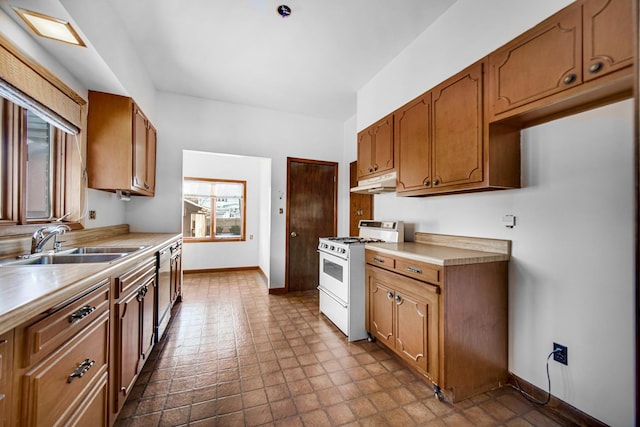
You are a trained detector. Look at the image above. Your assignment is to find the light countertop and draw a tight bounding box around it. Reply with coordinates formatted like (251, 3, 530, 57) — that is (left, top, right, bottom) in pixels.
(0, 233, 180, 333)
(365, 241, 510, 266)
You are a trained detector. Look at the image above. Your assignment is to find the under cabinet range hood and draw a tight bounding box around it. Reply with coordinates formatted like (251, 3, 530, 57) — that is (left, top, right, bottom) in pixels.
(350, 171, 396, 194)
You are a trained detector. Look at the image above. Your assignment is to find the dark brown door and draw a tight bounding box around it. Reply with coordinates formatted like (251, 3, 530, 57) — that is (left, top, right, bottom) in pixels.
(286, 158, 337, 292)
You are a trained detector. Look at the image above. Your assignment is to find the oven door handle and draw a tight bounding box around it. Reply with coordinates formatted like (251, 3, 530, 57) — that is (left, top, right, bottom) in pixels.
(317, 250, 348, 261)
(317, 286, 348, 308)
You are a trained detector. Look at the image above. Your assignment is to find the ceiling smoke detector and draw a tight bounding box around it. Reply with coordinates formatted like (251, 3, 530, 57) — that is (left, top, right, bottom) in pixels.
(277, 5, 291, 18)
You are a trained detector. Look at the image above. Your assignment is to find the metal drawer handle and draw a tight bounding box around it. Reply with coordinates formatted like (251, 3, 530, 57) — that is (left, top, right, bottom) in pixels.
(387, 291, 394, 299)
(68, 358, 95, 383)
(395, 294, 402, 303)
(373, 257, 385, 263)
(406, 266, 422, 274)
(69, 305, 97, 323)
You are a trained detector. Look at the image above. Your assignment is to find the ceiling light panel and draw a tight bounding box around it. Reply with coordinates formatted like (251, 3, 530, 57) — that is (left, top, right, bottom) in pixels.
(13, 8, 85, 47)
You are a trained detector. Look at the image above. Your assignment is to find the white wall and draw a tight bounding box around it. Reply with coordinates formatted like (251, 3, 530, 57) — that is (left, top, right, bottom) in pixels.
(181, 150, 270, 279)
(135, 91, 347, 288)
(357, 0, 634, 424)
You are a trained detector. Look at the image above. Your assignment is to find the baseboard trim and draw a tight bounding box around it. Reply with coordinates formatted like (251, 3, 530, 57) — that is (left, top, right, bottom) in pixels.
(184, 266, 259, 274)
(507, 373, 607, 426)
(268, 287, 287, 294)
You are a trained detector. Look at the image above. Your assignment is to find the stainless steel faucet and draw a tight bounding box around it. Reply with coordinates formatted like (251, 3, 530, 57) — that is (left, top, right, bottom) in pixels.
(30, 225, 71, 254)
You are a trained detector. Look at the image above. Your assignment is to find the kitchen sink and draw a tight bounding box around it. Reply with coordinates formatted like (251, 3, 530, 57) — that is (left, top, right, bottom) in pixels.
(1, 253, 127, 266)
(0, 245, 150, 266)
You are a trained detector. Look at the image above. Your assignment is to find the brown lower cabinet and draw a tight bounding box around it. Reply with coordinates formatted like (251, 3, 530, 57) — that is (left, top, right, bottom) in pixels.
(365, 249, 508, 402)
(12, 279, 111, 427)
(0, 238, 182, 426)
(0, 332, 13, 427)
(111, 256, 157, 419)
(170, 242, 182, 304)
(367, 265, 440, 383)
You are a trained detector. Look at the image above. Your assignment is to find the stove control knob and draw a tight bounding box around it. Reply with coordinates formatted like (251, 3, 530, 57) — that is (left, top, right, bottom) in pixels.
(330, 245, 335, 251)
(339, 248, 346, 254)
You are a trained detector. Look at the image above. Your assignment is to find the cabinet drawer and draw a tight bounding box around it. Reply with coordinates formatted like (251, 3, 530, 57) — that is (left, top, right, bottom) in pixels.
(66, 372, 108, 427)
(115, 257, 156, 298)
(22, 311, 109, 427)
(395, 259, 441, 284)
(22, 279, 109, 367)
(366, 252, 395, 269)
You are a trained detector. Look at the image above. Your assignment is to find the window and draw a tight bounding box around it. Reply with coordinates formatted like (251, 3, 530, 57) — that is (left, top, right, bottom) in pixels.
(1, 98, 80, 227)
(183, 178, 246, 242)
(26, 110, 53, 219)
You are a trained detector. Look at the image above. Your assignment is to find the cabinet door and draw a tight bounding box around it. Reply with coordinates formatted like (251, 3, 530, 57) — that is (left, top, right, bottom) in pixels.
(132, 107, 148, 193)
(394, 282, 439, 383)
(432, 62, 484, 190)
(583, 0, 633, 82)
(372, 115, 394, 175)
(115, 289, 141, 412)
(489, 5, 582, 116)
(140, 277, 156, 363)
(395, 93, 431, 195)
(0, 332, 12, 427)
(349, 162, 373, 236)
(367, 272, 395, 348)
(170, 251, 183, 304)
(145, 124, 157, 194)
(176, 250, 183, 302)
(357, 129, 374, 179)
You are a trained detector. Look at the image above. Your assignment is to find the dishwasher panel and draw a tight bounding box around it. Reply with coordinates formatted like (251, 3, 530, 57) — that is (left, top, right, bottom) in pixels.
(156, 246, 171, 342)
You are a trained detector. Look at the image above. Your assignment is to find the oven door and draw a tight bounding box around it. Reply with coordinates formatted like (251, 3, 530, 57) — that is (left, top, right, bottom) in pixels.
(318, 250, 349, 303)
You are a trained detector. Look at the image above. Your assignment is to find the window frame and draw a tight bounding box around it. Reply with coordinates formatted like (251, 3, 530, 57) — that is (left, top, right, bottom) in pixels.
(182, 177, 247, 243)
(0, 99, 82, 231)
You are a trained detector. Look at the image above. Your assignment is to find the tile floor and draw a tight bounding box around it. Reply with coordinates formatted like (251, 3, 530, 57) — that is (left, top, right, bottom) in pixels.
(115, 270, 574, 427)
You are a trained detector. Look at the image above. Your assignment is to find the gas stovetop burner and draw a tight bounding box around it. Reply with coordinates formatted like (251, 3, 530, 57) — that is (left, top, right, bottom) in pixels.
(325, 237, 385, 244)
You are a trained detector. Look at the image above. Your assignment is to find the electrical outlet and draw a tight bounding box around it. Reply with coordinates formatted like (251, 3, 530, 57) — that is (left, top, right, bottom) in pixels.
(89, 210, 96, 220)
(553, 343, 568, 365)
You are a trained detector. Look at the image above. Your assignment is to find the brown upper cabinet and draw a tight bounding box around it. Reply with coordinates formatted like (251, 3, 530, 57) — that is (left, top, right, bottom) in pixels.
(357, 114, 394, 180)
(87, 91, 157, 196)
(582, 0, 634, 81)
(395, 92, 432, 195)
(489, 0, 633, 122)
(396, 61, 519, 197)
(489, 5, 582, 117)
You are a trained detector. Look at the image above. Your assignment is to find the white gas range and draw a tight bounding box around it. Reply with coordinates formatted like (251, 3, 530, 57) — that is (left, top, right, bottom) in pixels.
(317, 220, 404, 341)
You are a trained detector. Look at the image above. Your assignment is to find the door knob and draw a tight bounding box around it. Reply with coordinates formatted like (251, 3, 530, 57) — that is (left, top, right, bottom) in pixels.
(290, 232, 298, 237)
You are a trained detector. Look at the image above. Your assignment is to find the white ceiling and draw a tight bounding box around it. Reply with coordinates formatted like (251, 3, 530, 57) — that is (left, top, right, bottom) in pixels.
(2, 0, 456, 121)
